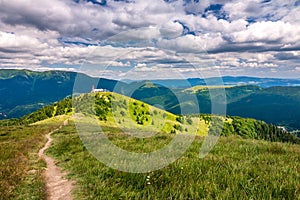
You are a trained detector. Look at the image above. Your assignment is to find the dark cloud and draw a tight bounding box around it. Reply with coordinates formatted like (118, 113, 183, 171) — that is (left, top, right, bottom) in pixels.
(0, 48, 27, 54)
(275, 53, 300, 60)
(209, 42, 300, 54)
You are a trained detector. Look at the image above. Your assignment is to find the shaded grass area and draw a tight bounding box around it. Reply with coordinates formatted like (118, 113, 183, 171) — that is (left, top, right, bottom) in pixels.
(0, 116, 67, 199)
(48, 122, 300, 200)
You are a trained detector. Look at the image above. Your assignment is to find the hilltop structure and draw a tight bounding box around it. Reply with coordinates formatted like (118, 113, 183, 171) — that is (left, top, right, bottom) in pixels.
(91, 85, 109, 93)
(277, 126, 287, 132)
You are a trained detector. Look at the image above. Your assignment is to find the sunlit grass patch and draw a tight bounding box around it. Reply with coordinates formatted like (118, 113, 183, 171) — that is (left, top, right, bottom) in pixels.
(48, 123, 300, 199)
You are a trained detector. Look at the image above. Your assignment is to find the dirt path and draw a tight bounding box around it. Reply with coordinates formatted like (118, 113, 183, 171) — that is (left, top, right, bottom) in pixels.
(38, 120, 74, 200)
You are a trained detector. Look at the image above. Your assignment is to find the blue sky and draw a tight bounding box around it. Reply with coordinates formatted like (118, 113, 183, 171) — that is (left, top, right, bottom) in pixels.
(0, 0, 299, 79)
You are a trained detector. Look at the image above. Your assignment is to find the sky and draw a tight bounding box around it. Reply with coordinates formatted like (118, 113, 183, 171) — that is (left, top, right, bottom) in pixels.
(0, 0, 299, 79)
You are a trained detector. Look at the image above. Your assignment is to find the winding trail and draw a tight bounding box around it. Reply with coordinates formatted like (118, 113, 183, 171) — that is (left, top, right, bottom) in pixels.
(38, 120, 74, 200)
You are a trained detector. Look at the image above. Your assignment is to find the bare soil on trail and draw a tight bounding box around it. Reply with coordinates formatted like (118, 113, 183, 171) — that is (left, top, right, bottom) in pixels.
(39, 121, 74, 200)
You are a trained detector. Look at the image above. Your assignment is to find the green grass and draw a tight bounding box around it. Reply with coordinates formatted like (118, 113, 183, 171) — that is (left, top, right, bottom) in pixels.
(184, 85, 234, 93)
(21, 91, 298, 143)
(2, 91, 299, 199)
(0, 116, 68, 199)
(47, 121, 300, 199)
(73, 92, 208, 136)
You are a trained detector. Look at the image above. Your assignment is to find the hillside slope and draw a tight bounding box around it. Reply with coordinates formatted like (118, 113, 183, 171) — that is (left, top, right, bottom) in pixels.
(47, 124, 300, 199)
(2, 111, 299, 199)
(128, 83, 300, 130)
(228, 86, 300, 130)
(1, 69, 300, 130)
(12, 92, 299, 144)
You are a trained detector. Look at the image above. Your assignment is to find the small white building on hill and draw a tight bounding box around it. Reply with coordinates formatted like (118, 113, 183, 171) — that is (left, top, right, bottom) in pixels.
(91, 85, 109, 93)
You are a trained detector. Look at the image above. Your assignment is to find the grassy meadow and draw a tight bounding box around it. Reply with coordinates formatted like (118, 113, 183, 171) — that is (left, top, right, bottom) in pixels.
(73, 92, 209, 136)
(47, 120, 300, 199)
(0, 116, 68, 199)
(1, 92, 300, 199)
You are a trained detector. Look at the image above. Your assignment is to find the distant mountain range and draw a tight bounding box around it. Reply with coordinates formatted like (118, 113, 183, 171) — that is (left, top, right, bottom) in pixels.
(127, 76, 300, 88)
(1, 69, 300, 130)
(128, 83, 300, 130)
(0, 69, 124, 118)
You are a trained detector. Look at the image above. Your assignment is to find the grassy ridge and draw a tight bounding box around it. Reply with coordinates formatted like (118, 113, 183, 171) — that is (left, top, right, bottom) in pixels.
(127, 84, 300, 130)
(0, 116, 68, 199)
(47, 122, 300, 199)
(75, 92, 300, 144)
(15, 92, 300, 144)
(1, 91, 300, 199)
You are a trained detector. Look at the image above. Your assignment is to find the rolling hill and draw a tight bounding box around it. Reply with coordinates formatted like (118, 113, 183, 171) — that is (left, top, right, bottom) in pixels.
(228, 86, 300, 130)
(7, 91, 298, 144)
(124, 83, 300, 131)
(1, 91, 300, 199)
(1, 69, 300, 131)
